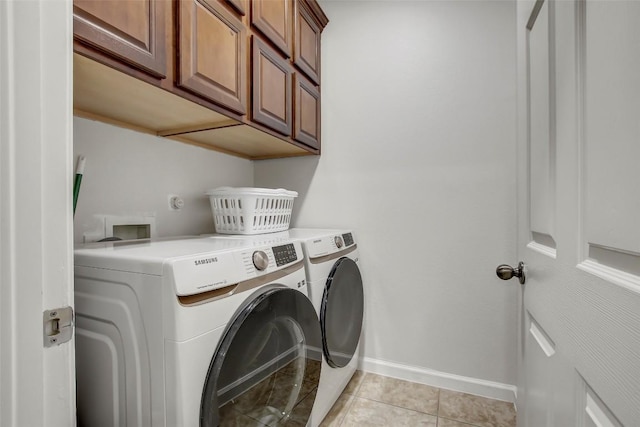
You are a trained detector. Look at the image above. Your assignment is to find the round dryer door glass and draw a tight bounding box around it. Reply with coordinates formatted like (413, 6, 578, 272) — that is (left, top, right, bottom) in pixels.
(321, 257, 364, 368)
(200, 287, 322, 427)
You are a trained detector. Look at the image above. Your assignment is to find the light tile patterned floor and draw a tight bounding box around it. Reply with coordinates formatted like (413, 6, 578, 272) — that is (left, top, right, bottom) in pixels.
(320, 371, 516, 427)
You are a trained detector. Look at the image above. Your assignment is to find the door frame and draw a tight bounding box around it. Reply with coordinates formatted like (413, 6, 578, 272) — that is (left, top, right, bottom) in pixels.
(0, 1, 75, 425)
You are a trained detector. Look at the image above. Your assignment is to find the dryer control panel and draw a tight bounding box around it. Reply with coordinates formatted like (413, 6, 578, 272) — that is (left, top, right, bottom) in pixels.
(342, 232, 354, 247)
(305, 232, 356, 259)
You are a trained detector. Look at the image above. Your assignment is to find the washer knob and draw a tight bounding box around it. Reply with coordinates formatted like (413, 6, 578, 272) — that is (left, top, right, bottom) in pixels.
(252, 250, 269, 271)
(334, 236, 343, 248)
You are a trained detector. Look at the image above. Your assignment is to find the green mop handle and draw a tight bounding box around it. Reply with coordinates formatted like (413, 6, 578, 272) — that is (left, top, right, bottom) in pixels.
(73, 156, 85, 216)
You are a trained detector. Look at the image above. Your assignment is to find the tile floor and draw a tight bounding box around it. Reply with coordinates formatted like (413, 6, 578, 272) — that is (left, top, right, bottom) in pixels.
(320, 371, 516, 427)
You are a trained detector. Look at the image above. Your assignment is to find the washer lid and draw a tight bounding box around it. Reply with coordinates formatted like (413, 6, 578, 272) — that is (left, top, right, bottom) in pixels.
(321, 257, 364, 368)
(200, 287, 321, 427)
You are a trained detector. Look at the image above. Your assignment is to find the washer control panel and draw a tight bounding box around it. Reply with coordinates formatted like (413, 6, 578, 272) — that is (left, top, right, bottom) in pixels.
(170, 240, 303, 296)
(272, 243, 298, 267)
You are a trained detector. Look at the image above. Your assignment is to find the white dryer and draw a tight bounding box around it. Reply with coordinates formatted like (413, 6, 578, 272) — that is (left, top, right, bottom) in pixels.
(74, 236, 322, 427)
(285, 229, 364, 427)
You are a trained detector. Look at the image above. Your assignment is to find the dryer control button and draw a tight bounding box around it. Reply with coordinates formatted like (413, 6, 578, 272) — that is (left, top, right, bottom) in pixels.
(252, 251, 269, 271)
(335, 236, 344, 249)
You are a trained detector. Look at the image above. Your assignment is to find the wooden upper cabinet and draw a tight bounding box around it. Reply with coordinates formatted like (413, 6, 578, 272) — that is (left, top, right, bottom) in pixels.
(252, 37, 292, 136)
(73, 0, 327, 157)
(293, 0, 321, 84)
(251, 0, 292, 58)
(73, 0, 167, 78)
(177, 0, 247, 115)
(225, 0, 247, 16)
(293, 73, 320, 149)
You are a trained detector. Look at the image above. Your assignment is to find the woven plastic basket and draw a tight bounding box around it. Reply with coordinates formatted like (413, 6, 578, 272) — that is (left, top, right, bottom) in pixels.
(205, 187, 298, 235)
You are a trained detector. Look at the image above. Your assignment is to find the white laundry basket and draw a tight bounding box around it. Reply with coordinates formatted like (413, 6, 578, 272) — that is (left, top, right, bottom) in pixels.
(205, 187, 298, 235)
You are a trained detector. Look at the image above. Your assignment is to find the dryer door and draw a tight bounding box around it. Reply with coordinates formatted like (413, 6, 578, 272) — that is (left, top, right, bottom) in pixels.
(200, 286, 321, 427)
(321, 257, 364, 368)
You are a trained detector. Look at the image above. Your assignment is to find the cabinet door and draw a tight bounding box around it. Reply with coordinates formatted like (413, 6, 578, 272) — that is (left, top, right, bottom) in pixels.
(252, 37, 292, 136)
(293, 73, 320, 149)
(293, 0, 321, 84)
(177, 0, 247, 115)
(73, 0, 167, 78)
(225, 0, 246, 16)
(251, 0, 292, 57)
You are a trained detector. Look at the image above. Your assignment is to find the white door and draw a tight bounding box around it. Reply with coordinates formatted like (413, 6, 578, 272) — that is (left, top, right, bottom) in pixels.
(0, 1, 75, 426)
(515, 0, 640, 425)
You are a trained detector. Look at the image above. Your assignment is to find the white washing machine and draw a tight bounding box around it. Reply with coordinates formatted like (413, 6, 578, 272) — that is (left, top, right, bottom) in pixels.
(74, 236, 322, 427)
(207, 229, 365, 426)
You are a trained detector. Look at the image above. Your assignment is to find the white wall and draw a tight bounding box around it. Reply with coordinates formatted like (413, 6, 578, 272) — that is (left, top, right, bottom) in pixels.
(255, 0, 518, 394)
(73, 117, 253, 243)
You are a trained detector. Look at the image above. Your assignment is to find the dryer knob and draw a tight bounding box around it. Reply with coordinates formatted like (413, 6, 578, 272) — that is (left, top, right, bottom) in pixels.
(334, 236, 343, 249)
(252, 250, 269, 271)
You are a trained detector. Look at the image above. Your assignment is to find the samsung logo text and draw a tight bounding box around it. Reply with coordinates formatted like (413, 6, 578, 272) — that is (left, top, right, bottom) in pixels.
(194, 257, 218, 266)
